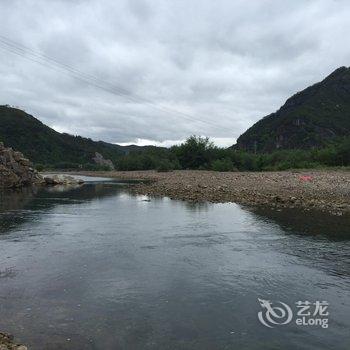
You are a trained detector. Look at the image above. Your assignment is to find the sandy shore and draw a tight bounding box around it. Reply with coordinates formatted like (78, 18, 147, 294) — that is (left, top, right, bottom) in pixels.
(70, 169, 350, 215)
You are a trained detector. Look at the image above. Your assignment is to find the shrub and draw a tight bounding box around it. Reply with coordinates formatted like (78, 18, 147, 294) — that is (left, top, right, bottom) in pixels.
(82, 163, 111, 171)
(156, 159, 175, 172)
(171, 135, 217, 169)
(211, 158, 237, 172)
(52, 162, 80, 169)
(35, 163, 45, 171)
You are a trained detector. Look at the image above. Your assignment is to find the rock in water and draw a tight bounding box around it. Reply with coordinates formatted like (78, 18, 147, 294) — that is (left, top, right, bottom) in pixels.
(43, 174, 84, 186)
(0, 142, 44, 188)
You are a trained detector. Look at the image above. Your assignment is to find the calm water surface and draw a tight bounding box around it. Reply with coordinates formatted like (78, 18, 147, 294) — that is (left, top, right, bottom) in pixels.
(0, 177, 349, 349)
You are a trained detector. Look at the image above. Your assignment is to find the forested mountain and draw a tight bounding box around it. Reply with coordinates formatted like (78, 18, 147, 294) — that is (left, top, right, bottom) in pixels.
(236, 67, 350, 152)
(0, 105, 157, 166)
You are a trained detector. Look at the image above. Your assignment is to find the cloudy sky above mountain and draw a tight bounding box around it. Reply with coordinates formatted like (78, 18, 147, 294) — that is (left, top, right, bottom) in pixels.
(1, 0, 350, 146)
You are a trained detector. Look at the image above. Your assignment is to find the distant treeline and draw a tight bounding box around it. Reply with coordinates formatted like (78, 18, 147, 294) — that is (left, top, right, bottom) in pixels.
(2, 105, 349, 173)
(37, 135, 350, 172)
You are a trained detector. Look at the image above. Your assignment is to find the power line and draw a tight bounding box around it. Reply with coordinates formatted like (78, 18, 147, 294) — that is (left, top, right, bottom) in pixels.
(0, 34, 227, 131)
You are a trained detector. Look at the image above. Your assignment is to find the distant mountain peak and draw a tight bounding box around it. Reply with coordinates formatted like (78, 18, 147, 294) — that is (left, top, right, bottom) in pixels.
(327, 66, 349, 77)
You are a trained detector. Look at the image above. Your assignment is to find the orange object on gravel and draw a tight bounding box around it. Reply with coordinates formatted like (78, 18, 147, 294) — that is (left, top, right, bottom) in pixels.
(299, 175, 313, 181)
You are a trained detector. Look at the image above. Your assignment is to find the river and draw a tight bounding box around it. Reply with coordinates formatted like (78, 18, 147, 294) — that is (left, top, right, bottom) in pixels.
(0, 176, 349, 349)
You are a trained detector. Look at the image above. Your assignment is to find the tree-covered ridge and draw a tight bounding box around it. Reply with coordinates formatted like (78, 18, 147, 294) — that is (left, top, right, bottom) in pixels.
(1, 108, 349, 172)
(236, 66, 350, 152)
(0, 105, 158, 168)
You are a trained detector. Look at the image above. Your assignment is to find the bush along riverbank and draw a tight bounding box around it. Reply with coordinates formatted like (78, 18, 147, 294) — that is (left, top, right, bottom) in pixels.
(31, 135, 350, 173)
(107, 136, 350, 172)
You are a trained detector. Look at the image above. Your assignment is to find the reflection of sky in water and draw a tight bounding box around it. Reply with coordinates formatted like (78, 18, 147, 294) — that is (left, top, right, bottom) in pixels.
(0, 180, 349, 350)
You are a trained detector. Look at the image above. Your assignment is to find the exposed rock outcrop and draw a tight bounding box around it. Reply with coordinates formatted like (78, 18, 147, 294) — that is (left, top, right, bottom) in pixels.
(92, 152, 114, 170)
(0, 332, 27, 350)
(0, 142, 43, 188)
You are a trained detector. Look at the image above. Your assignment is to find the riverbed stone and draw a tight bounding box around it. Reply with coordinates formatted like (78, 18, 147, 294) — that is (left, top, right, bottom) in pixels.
(74, 169, 350, 216)
(43, 174, 84, 186)
(0, 332, 27, 350)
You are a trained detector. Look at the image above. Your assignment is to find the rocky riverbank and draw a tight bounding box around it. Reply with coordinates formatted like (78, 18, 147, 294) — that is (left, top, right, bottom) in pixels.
(0, 142, 43, 188)
(0, 142, 85, 189)
(0, 332, 27, 350)
(73, 169, 350, 215)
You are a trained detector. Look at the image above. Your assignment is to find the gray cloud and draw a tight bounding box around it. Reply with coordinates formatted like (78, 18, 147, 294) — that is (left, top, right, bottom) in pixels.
(1, 0, 350, 146)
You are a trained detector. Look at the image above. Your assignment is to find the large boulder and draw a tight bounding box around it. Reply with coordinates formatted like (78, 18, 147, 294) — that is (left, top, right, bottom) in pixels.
(43, 174, 84, 186)
(0, 142, 44, 188)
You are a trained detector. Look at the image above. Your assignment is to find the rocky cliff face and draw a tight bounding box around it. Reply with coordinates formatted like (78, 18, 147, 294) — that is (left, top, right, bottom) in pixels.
(92, 152, 115, 170)
(0, 142, 43, 188)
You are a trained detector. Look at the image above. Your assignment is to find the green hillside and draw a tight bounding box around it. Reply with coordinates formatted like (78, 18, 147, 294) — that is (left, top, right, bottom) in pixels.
(236, 67, 350, 152)
(0, 105, 156, 167)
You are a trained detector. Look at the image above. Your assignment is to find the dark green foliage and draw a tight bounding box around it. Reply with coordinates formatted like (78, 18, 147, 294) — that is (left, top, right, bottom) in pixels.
(171, 136, 217, 169)
(52, 162, 81, 170)
(0, 105, 163, 168)
(156, 159, 176, 172)
(1, 105, 349, 173)
(81, 163, 112, 171)
(236, 67, 350, 152)
(116, 152, 179, 171)
(175, 135, 350, 171)
(35, 163, 45, 171)
(211, 158, 237, 172)
(116, 135, 350, 172)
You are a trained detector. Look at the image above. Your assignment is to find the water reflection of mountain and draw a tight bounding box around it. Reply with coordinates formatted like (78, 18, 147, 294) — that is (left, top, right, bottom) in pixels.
(248, 206, 350, 240)
(0, 183, 125, 235)
(246, 206, 350, 280)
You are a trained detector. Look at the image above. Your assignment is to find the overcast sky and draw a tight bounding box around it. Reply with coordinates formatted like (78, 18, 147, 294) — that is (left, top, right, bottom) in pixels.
(1, 0, 350, 147)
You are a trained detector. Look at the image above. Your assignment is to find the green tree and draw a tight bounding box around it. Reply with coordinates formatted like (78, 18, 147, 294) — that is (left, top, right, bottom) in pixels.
(171, 136, 217, 169)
